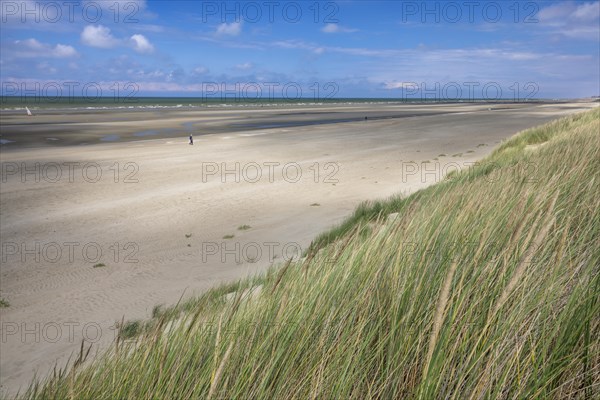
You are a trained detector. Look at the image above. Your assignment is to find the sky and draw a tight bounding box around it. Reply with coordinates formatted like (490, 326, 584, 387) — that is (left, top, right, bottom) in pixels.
(1, 0, 599, 99)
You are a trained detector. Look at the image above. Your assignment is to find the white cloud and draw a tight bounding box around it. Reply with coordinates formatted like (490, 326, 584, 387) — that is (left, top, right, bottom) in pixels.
(384, 82, 419, 90)
(235, 62, 253, 70)
(36, 62, 57, 74)
(80, 25, 156, 53)
(537, 3, 570, 21)
(21, 38, 43, 50)
(13, 38, 77, 58)
(271, 40, 390, 57)
(130, 34, 154, 53)
(54, 44, 78, 57)
(192, 66, 209, 75)
(571, 2, 599, 21)
(322, 24, 339, 33)
(539, 1, 599, 23)
(81, 25, 119, 48)
(216, 22, 242, 36)
(538, 1, 599, 40)
(561, 26, 600, 40)
(321, 24, 358, 34)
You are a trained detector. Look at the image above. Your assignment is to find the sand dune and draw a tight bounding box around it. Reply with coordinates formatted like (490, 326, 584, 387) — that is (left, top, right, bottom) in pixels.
(0, 101, 596, 395)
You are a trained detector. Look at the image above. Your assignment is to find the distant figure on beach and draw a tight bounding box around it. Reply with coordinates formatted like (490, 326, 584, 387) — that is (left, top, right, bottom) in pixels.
(189, 134, 193, 145)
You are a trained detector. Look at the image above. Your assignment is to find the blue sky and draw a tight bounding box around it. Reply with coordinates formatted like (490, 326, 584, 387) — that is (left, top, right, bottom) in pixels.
(1, 0, 599, 98)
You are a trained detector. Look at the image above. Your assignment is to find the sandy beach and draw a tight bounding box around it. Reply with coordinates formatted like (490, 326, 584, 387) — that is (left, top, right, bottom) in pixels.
(0, 101, 596, 395)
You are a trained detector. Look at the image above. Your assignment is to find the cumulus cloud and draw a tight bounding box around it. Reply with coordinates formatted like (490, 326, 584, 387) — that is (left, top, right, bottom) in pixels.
(13, 38, 77, 58)
(130, 34, 154, 53)
(80, 25, 155, 54)
(81, 25, 119, 48)
(216, 22, 242, 36)
(54, 44, 78, 57)
(20, 38, 44, 50)
(321, 24, 358, 34)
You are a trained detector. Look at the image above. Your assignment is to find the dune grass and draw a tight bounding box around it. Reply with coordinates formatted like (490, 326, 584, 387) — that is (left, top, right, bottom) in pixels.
(24, 109, 599, 399)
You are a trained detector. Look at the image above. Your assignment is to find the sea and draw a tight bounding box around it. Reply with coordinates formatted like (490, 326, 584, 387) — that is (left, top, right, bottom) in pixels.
(0, 97, 541, 112)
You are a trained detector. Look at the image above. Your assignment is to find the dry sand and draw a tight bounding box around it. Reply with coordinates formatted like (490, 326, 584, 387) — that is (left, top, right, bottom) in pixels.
(0, 101, 596, 395)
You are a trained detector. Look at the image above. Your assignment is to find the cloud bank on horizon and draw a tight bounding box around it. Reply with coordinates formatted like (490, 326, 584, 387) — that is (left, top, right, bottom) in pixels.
(0, 0, 599, 99)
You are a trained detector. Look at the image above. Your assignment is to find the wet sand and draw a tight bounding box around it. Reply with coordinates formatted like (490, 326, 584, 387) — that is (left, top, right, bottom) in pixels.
(0, 101, 587, 147)
(0, 101, 597, 395)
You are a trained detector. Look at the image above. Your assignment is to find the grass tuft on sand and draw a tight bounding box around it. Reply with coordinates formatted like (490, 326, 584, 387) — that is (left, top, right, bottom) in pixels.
(23, 109, 600, 399)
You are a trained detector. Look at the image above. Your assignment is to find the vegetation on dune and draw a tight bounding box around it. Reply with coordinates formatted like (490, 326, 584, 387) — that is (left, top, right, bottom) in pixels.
(25, 109, 599, 399)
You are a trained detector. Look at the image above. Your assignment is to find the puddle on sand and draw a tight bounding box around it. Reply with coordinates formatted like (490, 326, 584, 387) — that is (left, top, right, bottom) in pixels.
(100, 134, 121, 142)
(182, 121, 195, 130)
(0, 139, 15, 145)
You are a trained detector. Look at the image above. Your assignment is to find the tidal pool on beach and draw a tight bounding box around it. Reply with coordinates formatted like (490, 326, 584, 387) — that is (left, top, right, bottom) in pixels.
(100, 134, 121, 142)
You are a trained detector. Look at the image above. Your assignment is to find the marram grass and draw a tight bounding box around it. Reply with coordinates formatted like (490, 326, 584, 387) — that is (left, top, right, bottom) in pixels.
(24, 108, 599, 399)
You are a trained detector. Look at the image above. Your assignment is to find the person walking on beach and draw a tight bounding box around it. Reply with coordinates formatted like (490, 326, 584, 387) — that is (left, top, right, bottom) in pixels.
(189, 134, 194, 145)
